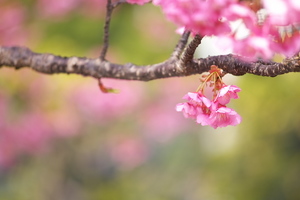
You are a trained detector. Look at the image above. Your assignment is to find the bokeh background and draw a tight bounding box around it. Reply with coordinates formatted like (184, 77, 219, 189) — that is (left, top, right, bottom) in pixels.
(1, 0, 300, 199)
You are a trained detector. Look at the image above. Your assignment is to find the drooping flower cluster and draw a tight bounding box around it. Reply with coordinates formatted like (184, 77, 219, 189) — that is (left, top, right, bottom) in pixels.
(176, 65, 241, 129)
(127, 0, 300, 59)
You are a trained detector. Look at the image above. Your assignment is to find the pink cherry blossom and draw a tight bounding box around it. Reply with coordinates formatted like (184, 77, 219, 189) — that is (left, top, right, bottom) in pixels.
(37, 0, 79, 17)
(216, 85, 241, 105)
(183, 92, 211, 107)
(152, 0, 300, 59)
(196, 111, 212, 126)
(225, 3, 257, 30)
(176, 84, 242, 128)
(176, 92, 211, 117)
(263, 0, 300, 26)
(71, 79, 143, 123)
(0, 4, 27, 45)
(208, 104, 242, 129)
(176, 102, 199, 119)
(127, 0, 151, 5)
(273, 32, 300, 57)
(236, 35, 273, 59)
(156, 0, 235, 36)
(176, 92, 214, 126)
(109, 137, 148, 169)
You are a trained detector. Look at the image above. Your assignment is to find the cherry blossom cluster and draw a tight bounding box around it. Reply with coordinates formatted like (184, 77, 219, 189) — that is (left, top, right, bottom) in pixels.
(127, 0, 300, 59)
(176, 65, 241, 129)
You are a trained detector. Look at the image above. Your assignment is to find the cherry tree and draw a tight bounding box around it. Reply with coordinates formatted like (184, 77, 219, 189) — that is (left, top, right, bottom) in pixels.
(1, 0, 300, 129)
(1, 1, 300, 199)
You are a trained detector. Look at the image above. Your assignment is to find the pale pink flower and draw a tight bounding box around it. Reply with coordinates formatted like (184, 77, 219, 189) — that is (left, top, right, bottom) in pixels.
(0, 4, 27, 45)
(154, 0, 300, 59)
(208, 104, 242, 129)
(155, 0, 236, 36)
(273, 32, 300, 57)
(71, 79, 143, 123)
(127, 0, 151, 5)
(109, 137, 148, 169)
(218, 25, 276, 59)
(176, 92, 212, 125)
(216, 85, 241, 105)
(142, 106, 187, 142)
(263, 0, 300, 26)
(232, 23, 276, 59)
(225, 3, 257, 30)
(176, 102, 199, 119)
(290, 0, 300, 10)
(176, 92, 211, 118)
(263, 0, 288, 25)
(37, 0, 79, 17)
(196, 111, 212, 126)
(80, 0, 106, 17)
(183, 92, 211, 107)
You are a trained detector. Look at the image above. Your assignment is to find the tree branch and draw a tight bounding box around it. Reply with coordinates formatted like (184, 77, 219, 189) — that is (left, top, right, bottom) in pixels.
(171, 31, 191, 59)
(100, 0, 113, 60)
(180, 34, 202, 65)
(1, 46, 300, 81)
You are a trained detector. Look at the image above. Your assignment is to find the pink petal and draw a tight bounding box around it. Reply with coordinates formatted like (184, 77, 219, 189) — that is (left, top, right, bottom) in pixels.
(209, 106, 242, 129)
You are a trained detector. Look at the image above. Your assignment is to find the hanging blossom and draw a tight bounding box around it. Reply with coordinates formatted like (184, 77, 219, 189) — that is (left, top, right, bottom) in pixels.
(176, 65, 242, 129)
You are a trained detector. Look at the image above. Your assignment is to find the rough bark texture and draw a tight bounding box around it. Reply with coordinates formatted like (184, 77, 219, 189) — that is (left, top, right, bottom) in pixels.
(1, 46, 300, 81)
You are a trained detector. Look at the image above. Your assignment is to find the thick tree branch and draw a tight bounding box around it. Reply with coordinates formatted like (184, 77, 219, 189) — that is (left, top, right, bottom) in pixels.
(1, 46, 300, 81)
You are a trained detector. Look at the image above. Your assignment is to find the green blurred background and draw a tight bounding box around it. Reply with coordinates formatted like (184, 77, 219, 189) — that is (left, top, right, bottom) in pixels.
(1, 1, 300, 200)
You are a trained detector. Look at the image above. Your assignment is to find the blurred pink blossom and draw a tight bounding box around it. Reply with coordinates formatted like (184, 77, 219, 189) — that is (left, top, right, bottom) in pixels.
(10, 112, 53, 154)
(37, 0, 79, 18)
(0, 4, 27, 45)
(109, 137, 148, 169)
(140, 79, 192, 142)
(154, 0, 241, 36)
(153, 0, 300, 59)
(0, 111, 55, 167)
(48, 110, 82, 137)
(263, 0, 300, 26)
(0, 86, 81, 168)
(71, 79, 143, 123)
(273, 32, 300, 57)
(0, 131, 17, 168)
(79, 0, 106, 17)
(142, 104, 188, 142)
(127, 0, 151, 5)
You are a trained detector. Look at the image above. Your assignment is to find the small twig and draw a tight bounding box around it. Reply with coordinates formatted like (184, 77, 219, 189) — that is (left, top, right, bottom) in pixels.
(180, 34, 203, 65)
(100, 0, 114, 60)
(112, 0, 127, 7)
(171, 31, 191, 59)
(100, 0, 126, 60)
